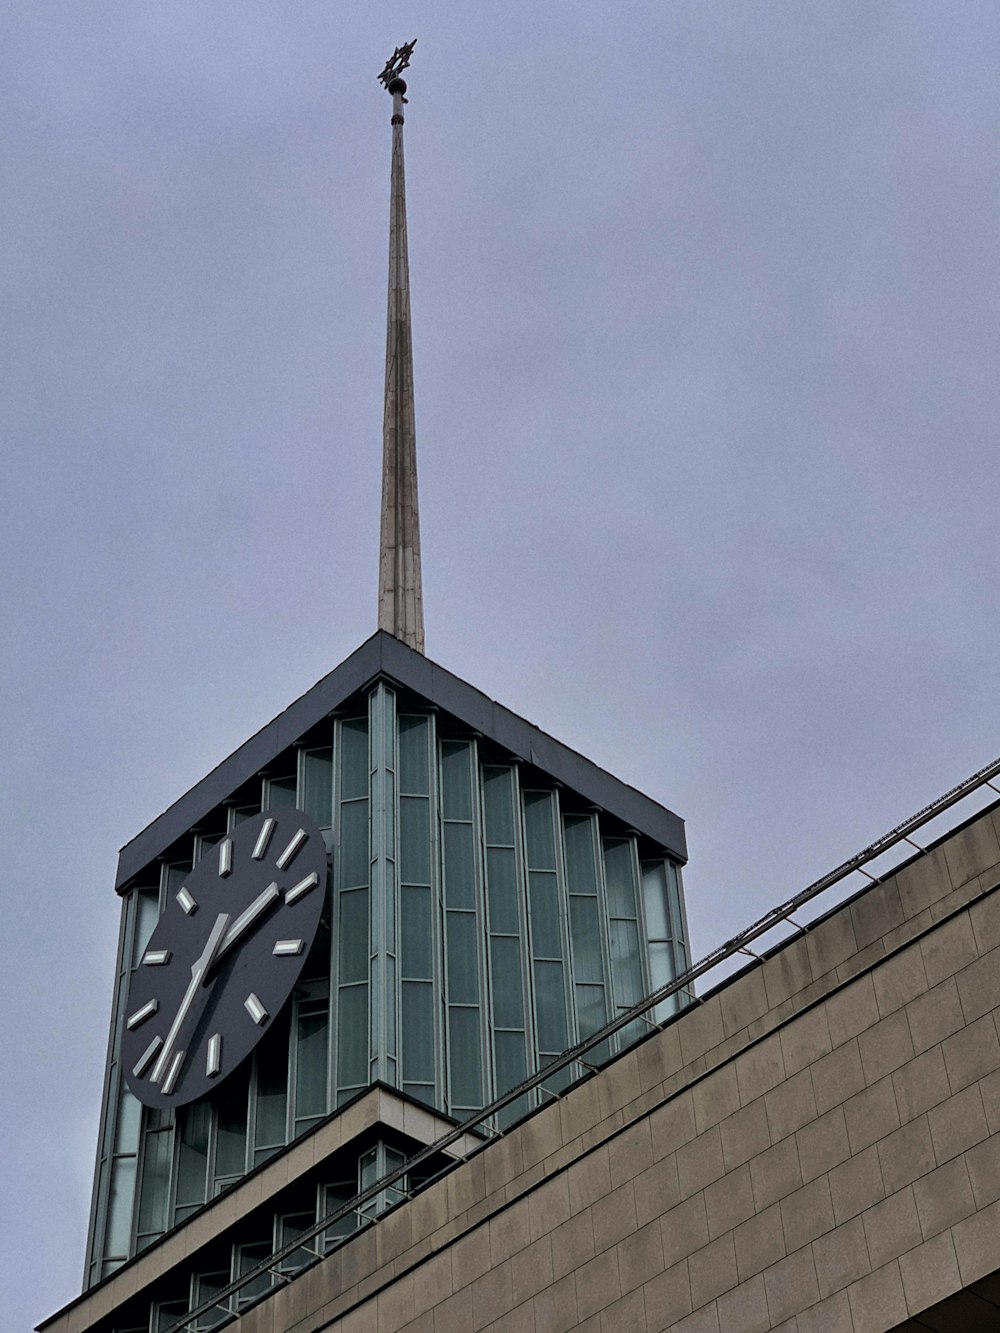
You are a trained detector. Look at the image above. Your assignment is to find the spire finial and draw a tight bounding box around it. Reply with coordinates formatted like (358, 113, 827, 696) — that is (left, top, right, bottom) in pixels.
(377, 40, 425, 654)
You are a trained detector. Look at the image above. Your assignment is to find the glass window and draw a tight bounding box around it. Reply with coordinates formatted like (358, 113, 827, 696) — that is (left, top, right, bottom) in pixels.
(340, 719, 369, 801)
(401, 885, 432, 978)
(641, 862, 670, 940)
(213, 1066, 249, 1180)
(175, 1102, 210, 1213)
(337, 984, 368, 1090)
(104, 1156, 136, 1259)
(254, 1024, 288, 1158)
(570, 896, 604, 985)
(131, 889, 160, 967)
(274, 1211, 317, 1275)
(522, 791, 556, 869)
(267, 774, 297, 808)
(303, 749, 333, 828)
(339, 889, 369, 984)
(603, 839, 637, 918)
(136, 1128, 172, 1239)
(441, 742, 472, 820)
(295, 1007, 329, 1123)
(489, 937, 524, 1028)
(339, 801, 369, 889)
(113, 1088, 142, 1156)
(399, 797, 430, 883)
(446, 912, 478, 1005)
(234, 1241, 274, 1310)
(398, 716, 429, 795)
(485, 848, 518, 934)
(401, 980, 434, 1083)
(443, 821, 474, 908)
(534, 960, 568, 1053)
(610, 919, 643, 1007)
(528, 871, 561, 959)
(482, 767, 514, 844)
(563, 817, 597, 895)
(448, 1008, 483, 1107)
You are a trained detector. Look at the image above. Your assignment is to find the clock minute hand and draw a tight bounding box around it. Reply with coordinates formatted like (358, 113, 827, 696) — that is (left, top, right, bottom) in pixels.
(150, 911, 231, 1086)
(216, 883, 281, 961)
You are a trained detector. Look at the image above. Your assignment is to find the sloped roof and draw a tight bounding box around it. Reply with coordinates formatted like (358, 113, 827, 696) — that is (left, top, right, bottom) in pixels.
(115, 631, 687, 890)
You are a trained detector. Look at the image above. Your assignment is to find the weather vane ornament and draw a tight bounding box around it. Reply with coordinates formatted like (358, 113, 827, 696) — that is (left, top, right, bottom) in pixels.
(378, 40, 417, 94)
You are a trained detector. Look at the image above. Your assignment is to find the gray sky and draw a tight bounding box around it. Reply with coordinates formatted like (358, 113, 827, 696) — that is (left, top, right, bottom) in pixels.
(4, 4, 999, 1328)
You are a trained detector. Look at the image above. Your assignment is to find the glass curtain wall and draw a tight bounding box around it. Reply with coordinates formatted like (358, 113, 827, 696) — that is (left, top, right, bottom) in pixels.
(86, 684, 690, 1283)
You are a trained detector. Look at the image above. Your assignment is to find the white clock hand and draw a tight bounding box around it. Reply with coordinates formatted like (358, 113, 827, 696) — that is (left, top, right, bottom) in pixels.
(150, 911, 230, 1086)
(217, 883, 281, 960)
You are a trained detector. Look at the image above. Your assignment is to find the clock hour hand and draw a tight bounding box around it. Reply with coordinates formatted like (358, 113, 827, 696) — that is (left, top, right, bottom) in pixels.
(150, 911, 231, 1087)
(216, 883, 281, 960)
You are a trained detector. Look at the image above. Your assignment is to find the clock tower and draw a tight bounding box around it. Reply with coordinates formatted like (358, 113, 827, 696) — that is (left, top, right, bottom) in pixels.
(41, 46, 691, 1333)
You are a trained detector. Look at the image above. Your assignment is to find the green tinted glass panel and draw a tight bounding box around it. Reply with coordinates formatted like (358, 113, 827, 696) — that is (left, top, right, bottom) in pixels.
(114, 1088, 142, 1155)
(642, 862, 670, 938)
(398, 716, 429, 795)
(105, 1156, 137, 1258)
(137, 1131, 171, 1236)
(339, 800, 369, 889)
(490, 936, 524, 1028)
(337, 984, 368, 1088)
(254, 1028, 288, 1149)
(401, 884, 433, 978)
(610, 919, 643, 1006)
(303, 749, 333, 827)
(441, 742, 472, 820)
(576, 983, 607, 1038)
(570, 896, 605, 985)
(648, 940, 676, 991)
(268, 774, 297, 807)
(399, 796, 430, 883)
(446, 911, 478, 1004)
(523, 791, 556, 869)
(563, 817, 597, 895)
(443, 821, 475, 908)
(528, 870, 561, 958)
(534, 960, 568, 1052)
(449, 1008, 482, 1106)
(401, 981, 434, 1082)
(604, 839, 637, 918)
(339, 888, 369, 984)
(132, 890, 160, 966)
(214, 1066, 248, 1177)
(667, 862, 686, 944)
(482, 767, 514, 844)
(486, 847, 518, 934)
(175, 1102, 210, 1208)
(340, 720, 369, 801)
(494, 1029, 527, 1094)
(296, 1010, 329, 1120)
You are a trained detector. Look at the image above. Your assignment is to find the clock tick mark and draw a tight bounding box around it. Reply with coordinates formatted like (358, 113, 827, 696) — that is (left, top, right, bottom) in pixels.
(206, 1033, 222, 1078)
(176, 887, 197, 915)
(127, 998, 159, 1030)
(285, 872, 319, 905)
(142, 949, 171, 966)
(273, 939, 304, 956)
(244, 993, 269, 1025)
(218, 838, 233, 877)
(133, 1035, 163, 1078)
(252, 818, 276, 861)
(275, 828, 307, 871)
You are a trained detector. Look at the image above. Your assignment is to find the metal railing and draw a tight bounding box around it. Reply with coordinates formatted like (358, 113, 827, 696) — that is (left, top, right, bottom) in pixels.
(166, 754, 1000, 1332)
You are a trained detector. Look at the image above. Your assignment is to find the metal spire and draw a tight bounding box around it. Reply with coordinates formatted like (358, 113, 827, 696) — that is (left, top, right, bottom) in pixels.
(377, 40, 424, 653)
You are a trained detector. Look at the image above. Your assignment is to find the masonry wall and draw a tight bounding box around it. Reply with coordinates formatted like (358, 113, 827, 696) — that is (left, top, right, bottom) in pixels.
(225, 803, 1000, 1333)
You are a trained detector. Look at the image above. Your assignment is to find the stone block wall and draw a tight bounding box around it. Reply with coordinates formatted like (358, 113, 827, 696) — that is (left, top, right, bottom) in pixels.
(242, 805, 1000, 1333)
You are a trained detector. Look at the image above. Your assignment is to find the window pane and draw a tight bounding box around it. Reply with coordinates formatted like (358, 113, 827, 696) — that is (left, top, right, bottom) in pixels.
(441, 742, 472, 820)
(486, 847, 518, 934)
(443, 821, 474, 908)
(105, 1156, 136, 1258)
(642, 862, 670, 939)
(522, 791, 555, 869)
(339, 801, 369, 889)
(528, 871, 561, 958)
(534, 960, 567, 1053)
(214, 1067, 248, 1178)
(490, 937, 524, 1028)
(114, 1088, 142, 1155)
(604, 839, 637, 918)
(337, 984, 368, 1088)
(401, 885, 432, 978)
(132, 889, 160, 967)
(610, 919, 643, 1006)
(254, 1022, 288, 1150)
(303, 749, 333, 828)
(570, 896, 604, 985)
(449, 1008, 482, 1107)
(494, 1030, 526, 1095)
(137, 1131, 171, 1237)
(296, 1010, 329, 1121)
(175, 1102, 210, 1208)
(446, 911, 478, 1004)
(576, 984, 607, 1039)
(340, 720, 369, 801)
(563, 818, 597, 895)
(339, 889, 369, 984)
(482, 767, 514, 844)
(399, 797, 430, 883)
(268, 774, 297, 808)
(401, 981, 434, 1082)
(398, 716, 429, 795)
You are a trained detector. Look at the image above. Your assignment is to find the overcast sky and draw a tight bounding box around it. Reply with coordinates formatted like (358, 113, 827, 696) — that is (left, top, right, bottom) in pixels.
(4, 4, 1000, 1329)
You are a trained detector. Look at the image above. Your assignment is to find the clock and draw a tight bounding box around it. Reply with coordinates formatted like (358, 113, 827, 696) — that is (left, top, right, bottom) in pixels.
(122, 809, 328, 1110)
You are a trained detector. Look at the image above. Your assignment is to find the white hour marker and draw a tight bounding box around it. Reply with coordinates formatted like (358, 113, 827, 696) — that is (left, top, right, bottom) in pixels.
(127, 998, 159, 1030)
(273, 939, 304, 956)
(142, 949, 171, 966)
(252, 817, 276, 861)
(275, 828, 307, 871)
(244, 993, 268, 1025)
(161, 1050, 185, 1095)
(206, 1033, 222, 1078)
(218, 838, 233, 877)
(284, 872, 319, 905)
(133, 1035, 163, 1078)
(176, 887, 197, 915)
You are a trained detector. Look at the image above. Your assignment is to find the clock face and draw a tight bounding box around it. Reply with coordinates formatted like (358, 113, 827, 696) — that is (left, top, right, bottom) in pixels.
(122, 809, 328, 1110)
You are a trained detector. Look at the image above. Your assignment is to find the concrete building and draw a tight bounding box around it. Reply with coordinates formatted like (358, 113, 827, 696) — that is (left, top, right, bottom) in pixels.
(39, 47, 1000, 1333)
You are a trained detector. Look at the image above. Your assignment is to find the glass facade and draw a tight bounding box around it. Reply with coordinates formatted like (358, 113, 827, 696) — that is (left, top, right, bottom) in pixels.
(86, 680, 690, 1285)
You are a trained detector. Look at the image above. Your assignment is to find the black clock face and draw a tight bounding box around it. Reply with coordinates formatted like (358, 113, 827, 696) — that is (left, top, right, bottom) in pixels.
(122, 809, 328, 1110)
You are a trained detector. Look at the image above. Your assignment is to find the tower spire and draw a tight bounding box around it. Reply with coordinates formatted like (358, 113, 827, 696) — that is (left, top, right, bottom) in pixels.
(377, 40, 424, 654)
